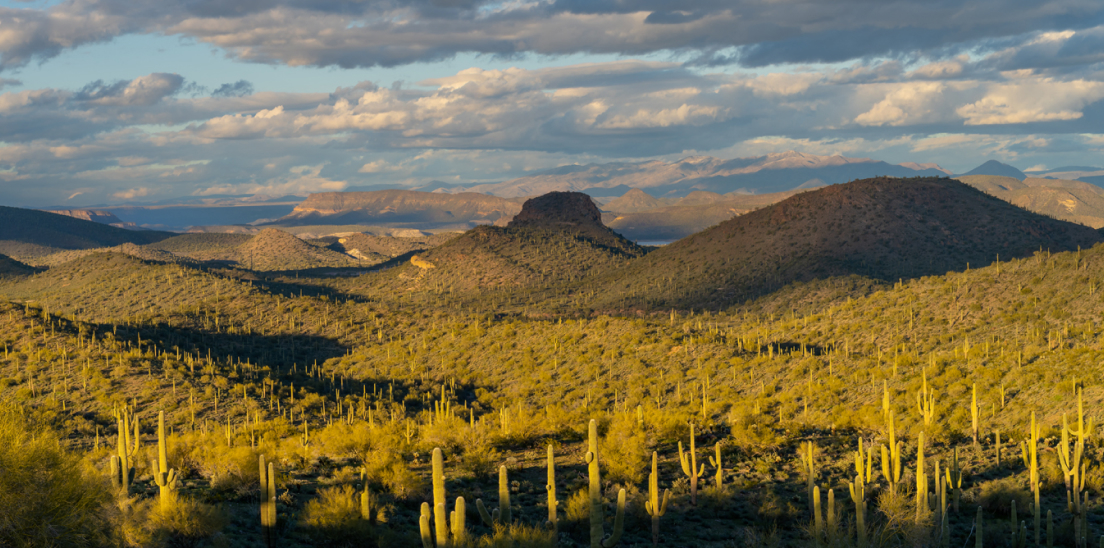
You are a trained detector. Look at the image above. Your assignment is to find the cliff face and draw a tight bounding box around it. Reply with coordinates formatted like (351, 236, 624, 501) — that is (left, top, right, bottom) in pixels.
(278, 190, 523, 226)
(45, 209, 124, 225)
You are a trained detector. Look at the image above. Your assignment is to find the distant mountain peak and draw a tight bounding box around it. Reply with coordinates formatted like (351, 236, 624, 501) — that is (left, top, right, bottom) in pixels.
(963, 160, 1026, 180)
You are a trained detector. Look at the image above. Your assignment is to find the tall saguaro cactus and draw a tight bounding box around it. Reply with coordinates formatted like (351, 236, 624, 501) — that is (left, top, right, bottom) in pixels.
(259, 455, 277, 548)
(679, 422, 705, 506)
(477, 465, 511, 526)
(152, 411, 178, 510)
(799, 441, 817, 512)
(1020, 411, 1040, 545)
(645, 451, 670, 548)
(112, 409, 135, 494)
(585, 419, 625, 548)
(881, 411, 902, 492)
(546, 444, 558, 533)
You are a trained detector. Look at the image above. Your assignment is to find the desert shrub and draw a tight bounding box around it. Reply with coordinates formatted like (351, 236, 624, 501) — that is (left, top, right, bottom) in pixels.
(456, 427, 501, 480)
(363, 447, 424, 500)
(474, 523, 555, 548)
(148, 496, 228, 548)
(0, 404, 111, 548)
(600, 412, 647, 485)
(301, 485, 375, 547)
(977, 477, 1030, 516)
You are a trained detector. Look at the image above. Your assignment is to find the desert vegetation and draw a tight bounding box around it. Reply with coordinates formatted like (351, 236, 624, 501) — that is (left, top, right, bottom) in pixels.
(1, 180, 1103, 547)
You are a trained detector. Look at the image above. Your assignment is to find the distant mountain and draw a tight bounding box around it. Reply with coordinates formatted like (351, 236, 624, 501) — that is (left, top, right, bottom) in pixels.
(604, 189, 666, 213)
(449, 151, 950, 198)
(271, 190, 524, 228)
(961, 160, 1026, 180)
(0, 206, 173, 261)
(957, 175, 1104, 228)
(43, 209, 129, 227)
(604, 188, 811, 241)
(598, 177, 1103, 309)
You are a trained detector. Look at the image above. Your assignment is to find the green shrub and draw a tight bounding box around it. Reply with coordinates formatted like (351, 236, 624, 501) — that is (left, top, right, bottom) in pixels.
(301, 485, 375, 547)
(0, 404, 111, 548)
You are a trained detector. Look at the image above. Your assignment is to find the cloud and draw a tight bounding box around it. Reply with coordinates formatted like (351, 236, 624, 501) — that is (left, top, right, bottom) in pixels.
(112, 187, 151, 200)
(211, 80, 254, 98)
(3, 1, 1104, 72)
(75, 73, 184, 106)
(956, 78, 1104, 125)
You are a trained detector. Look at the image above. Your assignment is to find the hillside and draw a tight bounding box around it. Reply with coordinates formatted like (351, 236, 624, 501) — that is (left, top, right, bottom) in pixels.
(272, 190, 524, 228)
(325, 232, 458, 259)
(598, 177, 1104, 309)
(233, 228, 358, 271)
(0, 205, 173, 260)
(958, 175, 1104, 228)
(0, 253, 34, 277)
(360, 192, 647, 294)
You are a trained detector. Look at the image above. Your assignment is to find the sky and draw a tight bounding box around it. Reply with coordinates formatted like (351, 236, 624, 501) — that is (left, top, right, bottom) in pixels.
(1, 0, 1104, 207)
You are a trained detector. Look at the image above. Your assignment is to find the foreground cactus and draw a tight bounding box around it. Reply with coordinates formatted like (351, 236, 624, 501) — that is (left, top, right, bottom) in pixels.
(586, 419, 625, 548)
(152, 411, 177, 510)
(112, 411, 135, 494)
(679, 423, 705, 506)
(259, 455, 277, 548)
(849, 474, 866, 548)
(799, 441, 816, 512)
(881, 411, 902, 492)
(477, 465, 511, 526)
(546, 444, 558, 533)
(644, 451, 670, 548)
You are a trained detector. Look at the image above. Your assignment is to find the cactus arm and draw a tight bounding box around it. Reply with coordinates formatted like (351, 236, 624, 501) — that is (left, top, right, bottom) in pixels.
(600, 489, 626, 548)
(420, 503, 434, 548)
(474, 497, 492, 525)
(451, 497, 466, 543)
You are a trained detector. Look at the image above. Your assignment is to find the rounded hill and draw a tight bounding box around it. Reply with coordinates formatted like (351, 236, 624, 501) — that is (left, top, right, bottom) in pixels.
(600, 177, 1104, 308)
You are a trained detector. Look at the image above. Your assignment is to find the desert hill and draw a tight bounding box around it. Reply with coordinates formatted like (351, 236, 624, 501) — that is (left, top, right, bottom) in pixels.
(598, 177, 1104, 309)
(367, 192, 646, 293)
(957, 175, 1104, 228)
(325, 232, 458, 260)
(603, 188, 665, 213)
(272, 189, 524, 228)
(0, 205, 172, 260)
(234, 228, 357, 272)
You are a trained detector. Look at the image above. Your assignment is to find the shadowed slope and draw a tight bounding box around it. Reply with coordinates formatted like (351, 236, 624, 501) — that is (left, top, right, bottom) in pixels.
(0, 206, 172, 260)
(599, 177, 1104, 309)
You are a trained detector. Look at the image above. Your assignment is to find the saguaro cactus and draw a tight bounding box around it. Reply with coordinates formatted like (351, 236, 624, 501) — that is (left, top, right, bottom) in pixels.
(679, 423, 705, 506)
(881, 411, 902, 492)
(477, 465, 511, 526)
(585, 419, 625, 548)
(849, 474, 866, 548)
(431, 448, 449, 548)
(799, 441, 817, 511)
(259, 455, 277, 548)
(708, 442, 724, 490)
(112, 412, 135, 494)
(1020, 412, 1040, 545)
(546, 444, 558, 533)
(946, 447, 963, 513)
(644, 451, 670, 548)
(152, 411, 178, 510)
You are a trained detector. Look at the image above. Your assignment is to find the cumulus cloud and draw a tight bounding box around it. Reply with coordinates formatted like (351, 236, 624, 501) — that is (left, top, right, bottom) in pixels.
(212, 80, 254, 98)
